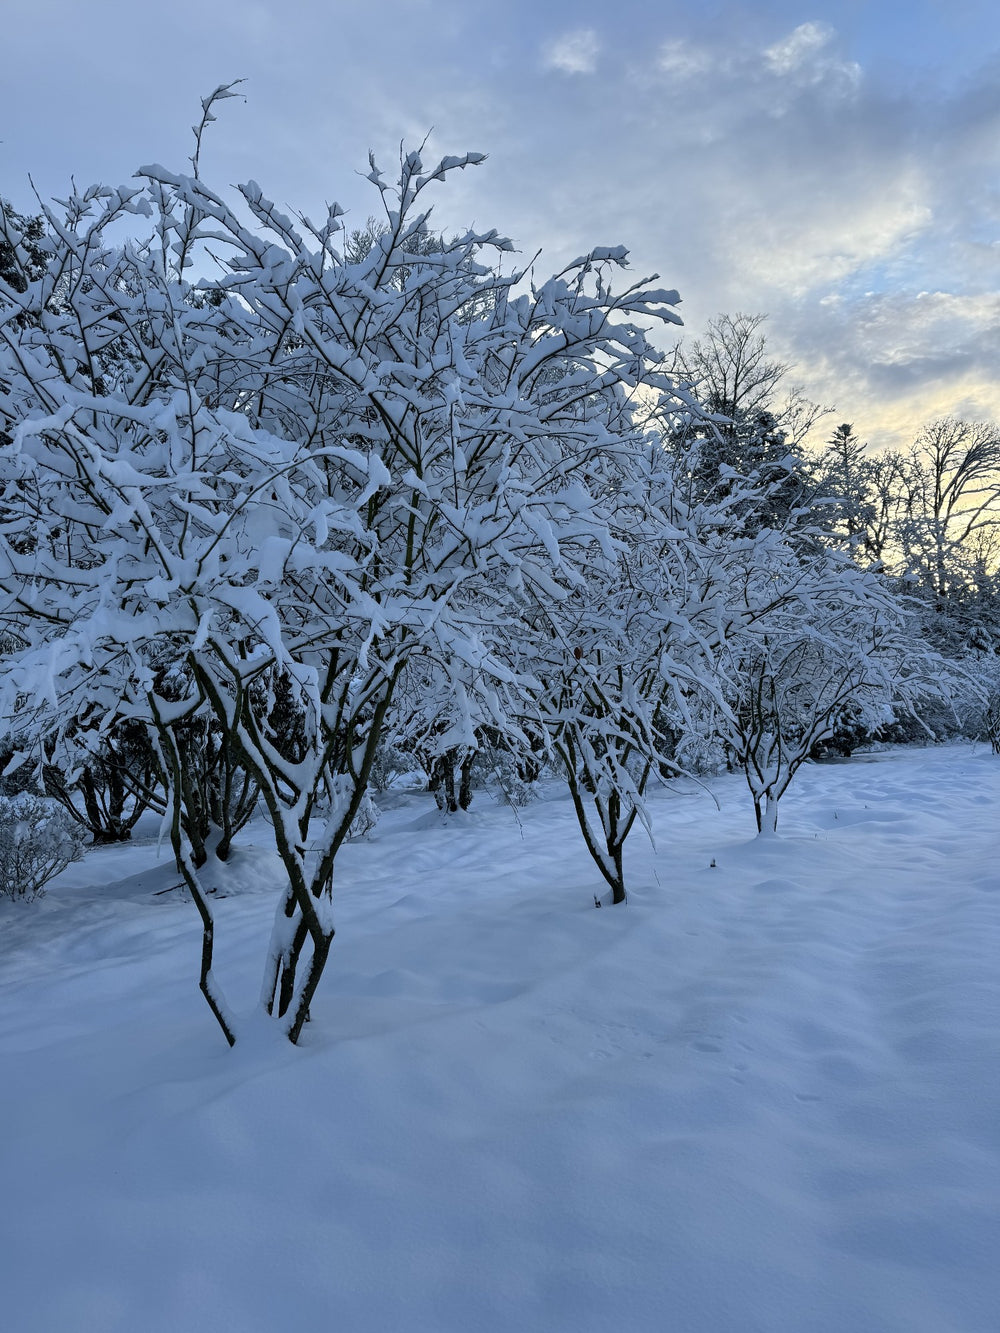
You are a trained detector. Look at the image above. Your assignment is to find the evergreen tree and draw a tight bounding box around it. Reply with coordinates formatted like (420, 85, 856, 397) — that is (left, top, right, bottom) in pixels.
(0, 198, 45, 294)
(665, 312, 826, 534)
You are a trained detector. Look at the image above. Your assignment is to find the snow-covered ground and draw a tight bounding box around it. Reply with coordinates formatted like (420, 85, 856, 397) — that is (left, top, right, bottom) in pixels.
(2, 745, 999, 1333)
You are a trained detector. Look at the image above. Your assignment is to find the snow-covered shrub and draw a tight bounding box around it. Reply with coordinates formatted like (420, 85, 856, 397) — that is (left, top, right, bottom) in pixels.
(367, 740, 415, 793)
(809, 708, 875, 760)
(0, 794, 86, 901)
(471, 740, 542, 808)
(877, 693, 965, 746)
(0, 741, 37, 798)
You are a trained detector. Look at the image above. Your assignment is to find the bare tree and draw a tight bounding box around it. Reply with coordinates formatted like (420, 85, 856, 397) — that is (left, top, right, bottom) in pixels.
(675, 313, 788, 423)
(673, 313, 827, 445)
(898, 418, 1000, 598)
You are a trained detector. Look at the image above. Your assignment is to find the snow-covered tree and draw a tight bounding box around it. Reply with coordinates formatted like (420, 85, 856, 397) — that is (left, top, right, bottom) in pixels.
(523, 446, 714, 904)
(707, 545, 950, 834)
(0, 105, 687, 1043)
(815, 423, 874, 555)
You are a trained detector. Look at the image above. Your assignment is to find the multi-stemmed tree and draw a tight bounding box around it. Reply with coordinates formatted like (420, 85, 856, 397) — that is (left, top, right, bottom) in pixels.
(0, 106, 690, 1043)
(707, 542, 951, 834)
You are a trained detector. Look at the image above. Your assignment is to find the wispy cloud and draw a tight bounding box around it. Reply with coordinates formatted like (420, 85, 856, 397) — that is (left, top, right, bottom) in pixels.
(657, 39, 713, 81)
(763, 21, 862, 99)
(543, 29, 600, 75)
(789, 289, 1000, 446)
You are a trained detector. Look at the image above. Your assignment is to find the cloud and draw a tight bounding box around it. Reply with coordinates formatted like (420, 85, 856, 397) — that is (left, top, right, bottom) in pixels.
(762, 20, 861, 99)
(827, 372, 1000, 454)
(421, 25, 981, 445)
(543, 29, 600, 75)
(657, 39, 712, 82)
(1, 1, 997, 451)
(725, 168, 933, 299)
(764, 20, 857, 82)
(784, 288, 1000, 445)
(295, 13, 1000, 450)
(571, 21, 994, 445)
(765, 20, 833, 71)
(657, 22, 861, 97)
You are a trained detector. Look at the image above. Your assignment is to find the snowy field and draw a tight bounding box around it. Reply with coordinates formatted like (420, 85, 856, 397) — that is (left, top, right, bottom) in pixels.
(1, 744, 999, 1333)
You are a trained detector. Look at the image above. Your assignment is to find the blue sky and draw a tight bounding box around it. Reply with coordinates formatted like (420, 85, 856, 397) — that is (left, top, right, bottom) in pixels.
(3, 0, 1000, 449)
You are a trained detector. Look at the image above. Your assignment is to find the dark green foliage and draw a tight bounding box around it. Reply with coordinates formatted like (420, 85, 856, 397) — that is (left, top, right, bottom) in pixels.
(666, 313, 825, 536)
(0, 199, 46, 296)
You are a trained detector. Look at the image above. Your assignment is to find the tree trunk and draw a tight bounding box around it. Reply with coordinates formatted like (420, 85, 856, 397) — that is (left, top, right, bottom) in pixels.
(458, 753, 474, 811)
(755, 791, 779, 835)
